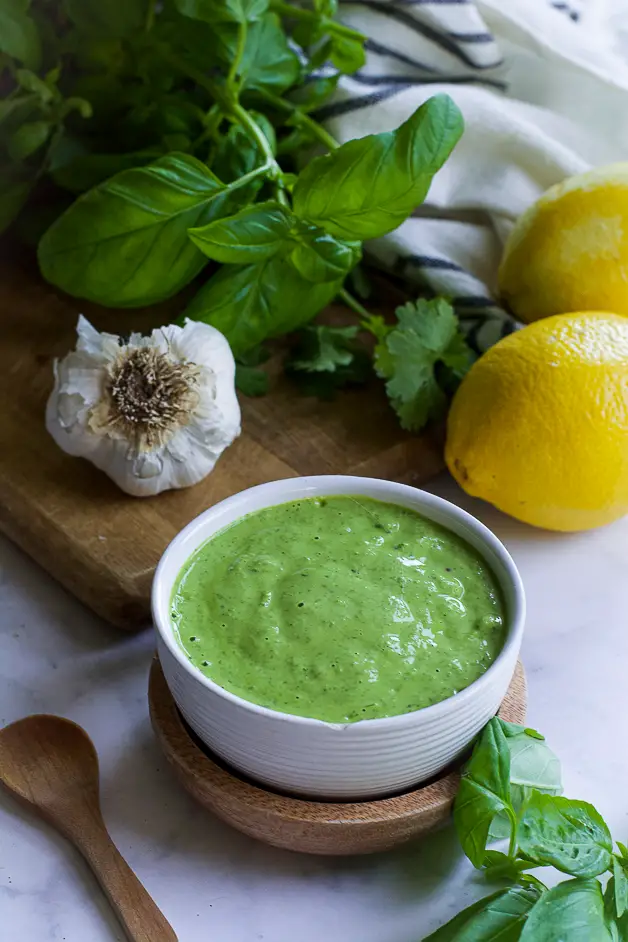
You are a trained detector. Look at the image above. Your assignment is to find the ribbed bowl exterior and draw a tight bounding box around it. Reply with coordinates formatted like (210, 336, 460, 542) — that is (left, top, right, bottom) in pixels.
(153, 476, 525, 801)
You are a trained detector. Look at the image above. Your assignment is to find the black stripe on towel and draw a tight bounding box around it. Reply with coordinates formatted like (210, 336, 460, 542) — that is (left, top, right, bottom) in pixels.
(407, 255, 465, 272)
(364, 37, 441, 73)
(349, 71, 507, 91)
(342, 0, 502, 70)
(314, 84, 411, 120)
(446, 31, 495, 43)
(453, 295, 498, 309)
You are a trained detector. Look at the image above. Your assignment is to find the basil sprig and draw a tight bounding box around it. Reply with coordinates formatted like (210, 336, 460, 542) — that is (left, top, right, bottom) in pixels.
(423, 718, 628, 941)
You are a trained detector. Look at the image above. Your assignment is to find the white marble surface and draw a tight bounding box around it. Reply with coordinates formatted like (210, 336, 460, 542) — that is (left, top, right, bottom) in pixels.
(1, 473, 628, 942)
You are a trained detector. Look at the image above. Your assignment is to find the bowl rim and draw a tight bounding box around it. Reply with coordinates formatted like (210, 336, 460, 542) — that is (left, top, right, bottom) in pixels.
(152, 475, 526, 731)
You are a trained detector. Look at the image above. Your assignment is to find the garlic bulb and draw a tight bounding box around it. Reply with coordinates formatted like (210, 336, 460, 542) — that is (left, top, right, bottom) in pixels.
(46, 315, 241, 497)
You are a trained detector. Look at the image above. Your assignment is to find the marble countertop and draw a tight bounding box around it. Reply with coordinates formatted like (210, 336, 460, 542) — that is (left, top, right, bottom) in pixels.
(2, 473, 628, 942)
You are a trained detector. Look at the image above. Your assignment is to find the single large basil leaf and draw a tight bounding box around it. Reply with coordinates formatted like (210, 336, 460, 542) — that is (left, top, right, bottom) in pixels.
(0, 0, 40, 68)
(453, 718, 513, 868)
(293, 94, 463, 241)
(38, 153, 258, 307)
(189, 201, 293, 264)
(291, 228, 361, 283)
(518, 793, 613, 878)
(183, 257, 340, 355)
(240, 14, 301, 93)
(422, 884, 543, 942)
(519, 879, 613, 942)
(175, 0, 268, 23)
(65, 0, 149, 37)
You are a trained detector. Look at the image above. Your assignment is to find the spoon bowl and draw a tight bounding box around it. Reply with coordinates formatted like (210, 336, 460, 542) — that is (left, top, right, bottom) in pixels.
(0, 714, 177, 942)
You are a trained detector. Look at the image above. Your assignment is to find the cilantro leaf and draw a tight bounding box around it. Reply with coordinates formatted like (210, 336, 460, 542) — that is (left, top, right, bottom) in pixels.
(374, 297, 472, 432)
(288, 325, 360, 373)
(286, 326, 370, 399)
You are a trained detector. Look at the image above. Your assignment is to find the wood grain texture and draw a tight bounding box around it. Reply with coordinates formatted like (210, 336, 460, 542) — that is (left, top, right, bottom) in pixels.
(0, 714, 177, 941)
(0, 253, 443, 629)
(149, 659, 527, 856)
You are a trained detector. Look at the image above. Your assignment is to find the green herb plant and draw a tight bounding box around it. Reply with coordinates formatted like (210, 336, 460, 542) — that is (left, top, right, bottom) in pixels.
(423, 718, 628, 941)
(0, 0, 471, 429)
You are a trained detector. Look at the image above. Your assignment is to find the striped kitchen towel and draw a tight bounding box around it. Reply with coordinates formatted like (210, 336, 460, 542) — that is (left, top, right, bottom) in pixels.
(324, 0, 628, 351)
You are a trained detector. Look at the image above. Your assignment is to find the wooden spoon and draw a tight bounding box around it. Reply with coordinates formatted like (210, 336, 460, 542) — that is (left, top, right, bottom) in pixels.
(0, 714, 177, 942)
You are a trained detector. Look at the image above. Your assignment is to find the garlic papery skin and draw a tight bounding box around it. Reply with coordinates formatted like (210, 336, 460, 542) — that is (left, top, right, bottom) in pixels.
(46, 316, 241, 497)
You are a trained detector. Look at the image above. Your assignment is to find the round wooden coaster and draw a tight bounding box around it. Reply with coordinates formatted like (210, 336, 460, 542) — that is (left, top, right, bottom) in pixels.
(149, 659, 527, 856)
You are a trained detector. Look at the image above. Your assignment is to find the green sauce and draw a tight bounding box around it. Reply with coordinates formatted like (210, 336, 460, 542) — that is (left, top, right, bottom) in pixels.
(171, 496, 506, 723)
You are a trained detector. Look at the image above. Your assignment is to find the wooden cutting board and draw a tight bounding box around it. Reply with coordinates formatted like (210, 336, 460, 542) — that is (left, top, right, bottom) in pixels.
(0, 252, 443, 629)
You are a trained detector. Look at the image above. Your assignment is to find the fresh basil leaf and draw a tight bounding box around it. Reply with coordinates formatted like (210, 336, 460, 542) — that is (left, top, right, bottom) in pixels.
(293, 94, 463, 241)
(235, 363, 269, 396)
(289, 325, 359, 372)
(8, 120, 51, 161)
(0, 177, 31, 233)
(375, 297, 472, 432)
(482, 850, 540, 884)
(614, 858, 628, 919)
(0, 0, 41, 68)
(212, 112, 276, 183)
(240, 14, 301, 93)
(291, 227, 361, 283)
(184, 256, 340, 355)
(51, 149, 163, 194)
(518, 793, 613, 878)
(65, 0, 149, 37)
(502, 724, 562, 795)
(39, 153, 258, 307)
(519, 879, 613, 942)
(422, 883, 543, 942)
(330, 34, 365, 73)
(619, 844, 628, 861)
(288, 74, 340, 112)
(453, 717, 514, 869)
(175, 0, 268, 24)
(189, 201, 293, 264)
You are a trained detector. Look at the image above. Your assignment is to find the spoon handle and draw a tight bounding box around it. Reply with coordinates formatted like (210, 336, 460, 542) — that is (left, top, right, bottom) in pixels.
(63, 802, 177, 942)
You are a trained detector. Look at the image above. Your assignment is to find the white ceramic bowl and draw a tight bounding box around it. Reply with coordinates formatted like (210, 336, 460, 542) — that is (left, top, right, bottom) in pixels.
(153, 476, 525, 800)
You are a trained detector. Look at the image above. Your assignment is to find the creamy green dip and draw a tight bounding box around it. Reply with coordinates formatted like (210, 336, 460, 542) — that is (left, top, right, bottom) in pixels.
(171, 496, 506, 723)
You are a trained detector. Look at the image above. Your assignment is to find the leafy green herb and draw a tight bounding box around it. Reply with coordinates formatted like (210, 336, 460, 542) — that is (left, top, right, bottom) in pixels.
(614, 856, 628, 920)
(1, 0, 469, 433)
(518, 793, 613, 878)
(374, 298, 472, 431)
(422, 883, 543, 942)
(519, 879, 613, 942)
(422, 715, 628, 942)
(39, 154, 259, 306)
(183, 256, 341, 356)
(288, 324, 360, 372)
(292, 95, 463, 241)
(453, 717, 514, 868)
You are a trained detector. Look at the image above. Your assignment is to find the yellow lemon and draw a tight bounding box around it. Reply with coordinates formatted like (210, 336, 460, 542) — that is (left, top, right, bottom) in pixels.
(499, 163, 628, 323)
(445, 312, 628, 531)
